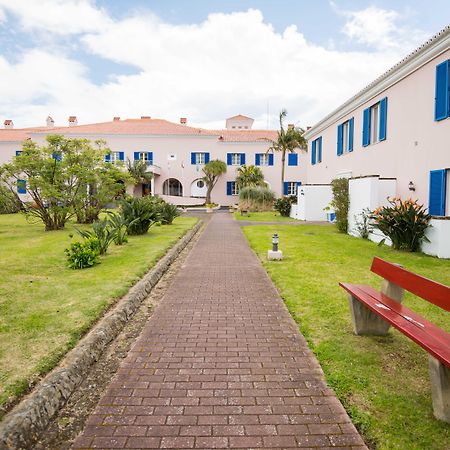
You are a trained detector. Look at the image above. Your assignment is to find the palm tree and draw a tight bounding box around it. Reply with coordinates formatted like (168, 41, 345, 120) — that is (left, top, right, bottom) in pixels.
(236, 164, 265, 189)
(265, 109, 307, 195)
(202, 159, 227, 204)
(127, 159, 153, 185)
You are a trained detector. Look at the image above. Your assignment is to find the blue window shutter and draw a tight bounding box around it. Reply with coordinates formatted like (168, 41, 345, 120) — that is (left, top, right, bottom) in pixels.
(348, 118, 354, 152)
(255, 153, 261, 166)
(268, 153, 274, 166)
(148, 152, 153, 163)
(17, 179, 26, 194)
(283, 182, 289, 196)
(16, 150, 22, 156)
(227, 153, 232, 165)
(435, 60, 449, 121)
(288, 153, 298, 166)
(205, 152, 210, 164)
(311, 140, 316, 165)
(226, 181, 232, 196)
(429, 169, 447, 216)
(337, 125, 343, 156)
(134, 152, 139, 160)
(105, 153, 111, 162)
(119, 151, 125, 161)
(379, 97, 387, 141)
(240, 153, 245, 165)
(362, 107, 371, 147)
(191, 152, 196, 164)
(52, 152, 62, 161)
(318, 137, 323, 162)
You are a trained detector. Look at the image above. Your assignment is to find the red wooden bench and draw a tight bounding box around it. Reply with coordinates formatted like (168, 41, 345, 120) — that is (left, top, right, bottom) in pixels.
(339, 257, 450, 423)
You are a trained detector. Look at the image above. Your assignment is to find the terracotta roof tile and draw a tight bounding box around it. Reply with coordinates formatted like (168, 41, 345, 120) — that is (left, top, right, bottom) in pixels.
(0, 127, 48, 142)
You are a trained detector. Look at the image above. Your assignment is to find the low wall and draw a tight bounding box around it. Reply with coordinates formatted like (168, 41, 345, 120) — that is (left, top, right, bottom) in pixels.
(422, 218, 450, 258)
(294, 185, 332, 221)
(160, 195, 205, 206)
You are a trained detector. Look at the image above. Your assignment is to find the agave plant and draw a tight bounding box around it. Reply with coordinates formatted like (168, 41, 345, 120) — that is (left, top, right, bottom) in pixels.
(76, 219, 117, 255)
(121, 196, 160, 235)
(106, 211, 128, 245)
(159, 202, 180, 225)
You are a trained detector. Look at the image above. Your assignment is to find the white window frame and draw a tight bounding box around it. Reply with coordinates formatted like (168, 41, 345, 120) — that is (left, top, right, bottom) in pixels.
(231, 181, 239, 196)
(110, 151, 121, 164)
(259, 153, 269, 165)
(196, 152, 206, 165)
(231, 153, 241, 165)
(370, 102, 380, 145)
(287, 182, 297, 196)
(139, 152, 151, 164)
(342, 121, 349, 153)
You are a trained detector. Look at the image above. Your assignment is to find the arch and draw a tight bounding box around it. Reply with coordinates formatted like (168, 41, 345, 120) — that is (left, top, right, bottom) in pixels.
(191, 178, 207, 198)
(162, 178, 183, 197)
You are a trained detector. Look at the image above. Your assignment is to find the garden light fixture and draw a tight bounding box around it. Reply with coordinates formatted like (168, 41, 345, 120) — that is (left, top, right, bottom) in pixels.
(408, 181, 415, 191)
(268, 233, 283, 260)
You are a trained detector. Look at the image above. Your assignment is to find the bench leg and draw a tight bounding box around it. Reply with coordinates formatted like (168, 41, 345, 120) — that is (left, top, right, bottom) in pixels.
(347, 295, 391, 335)
(429, 356, 450, 423)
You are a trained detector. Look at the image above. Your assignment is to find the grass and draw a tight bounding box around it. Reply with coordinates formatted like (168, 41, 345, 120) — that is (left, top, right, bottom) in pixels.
(0, 213, 197, 412)
(242, 224, 450, 450)
(233, 211, 294, 222)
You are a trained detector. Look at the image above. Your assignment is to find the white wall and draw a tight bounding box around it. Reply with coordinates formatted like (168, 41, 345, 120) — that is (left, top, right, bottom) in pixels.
(422, 219, 450, 258)
(295, 184, 332, 221)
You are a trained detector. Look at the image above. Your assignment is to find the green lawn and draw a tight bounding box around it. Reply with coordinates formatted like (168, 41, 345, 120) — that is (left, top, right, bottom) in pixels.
(0, 213, 197, 412)
(242, 224, 450, 450)
(233, 211, 294, 222)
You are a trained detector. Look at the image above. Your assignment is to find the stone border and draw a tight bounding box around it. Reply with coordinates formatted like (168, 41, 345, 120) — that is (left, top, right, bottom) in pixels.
(0, 220, 203, 450)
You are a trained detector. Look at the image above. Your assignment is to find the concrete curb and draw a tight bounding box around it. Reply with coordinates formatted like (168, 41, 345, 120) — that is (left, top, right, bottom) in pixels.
(0, 220, 203, 450)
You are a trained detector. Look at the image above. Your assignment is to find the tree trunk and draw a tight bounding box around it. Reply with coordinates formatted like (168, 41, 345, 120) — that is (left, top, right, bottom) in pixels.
(281, 151, 286, 196)
(205, 185, 212, 205)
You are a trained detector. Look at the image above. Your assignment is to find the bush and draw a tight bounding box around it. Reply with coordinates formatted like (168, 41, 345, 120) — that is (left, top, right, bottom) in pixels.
(329, 178, 349, 233)
(274, 196, 296, 216)
(159, 202, 180, 225)
(76, 219, 116, 255)
(238, 186, 275, 212)
(354, 208, 373, 239)
(65, 240, 100, 269)
(370, 198, 431, 252)
(121, 196, 160, 235)
(106, 212, 128, 245)
(0, 184, 21, 214)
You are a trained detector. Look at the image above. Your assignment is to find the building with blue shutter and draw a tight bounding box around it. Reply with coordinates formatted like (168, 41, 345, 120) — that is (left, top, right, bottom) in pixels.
(300, 25, 450, 257)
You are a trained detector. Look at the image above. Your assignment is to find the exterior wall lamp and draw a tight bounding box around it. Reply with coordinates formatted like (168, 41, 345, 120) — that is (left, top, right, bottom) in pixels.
(408, 181, 416, 191)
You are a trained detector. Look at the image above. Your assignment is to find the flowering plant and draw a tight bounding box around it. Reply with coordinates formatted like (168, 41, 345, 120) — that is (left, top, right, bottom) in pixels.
(370, 198, 431, 252)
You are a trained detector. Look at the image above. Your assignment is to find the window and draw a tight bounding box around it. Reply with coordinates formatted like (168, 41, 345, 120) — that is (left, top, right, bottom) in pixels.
(363, 97, 387, 146)
(435, 59, 450, 121)
(17, 179, 26, 194)
(227, 153, 245, 166)
(134, 151, 153, 164)
(288, 153, 298, 166)
(226, 181, 239, 196)
(191, 152, 209, 165)
(311, 137, 322, 165)
(15, 150, 22, 156)
(107, 151, 124, 164)
(429, 169, 448, 216)
(337, 118, 354, 156)
(255, 153, 273, 166)
(283, 181, 300, 196)
(196, 180, 205, 188)
(163, 178, 183, 196)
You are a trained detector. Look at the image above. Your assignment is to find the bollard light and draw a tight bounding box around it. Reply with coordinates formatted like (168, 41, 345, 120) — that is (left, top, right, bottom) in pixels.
(272, 233, 279, 252)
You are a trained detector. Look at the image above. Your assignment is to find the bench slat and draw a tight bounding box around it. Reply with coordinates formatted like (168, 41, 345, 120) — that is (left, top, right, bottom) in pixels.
(340, 283, 450, 367)
(370, 257, 450, 312)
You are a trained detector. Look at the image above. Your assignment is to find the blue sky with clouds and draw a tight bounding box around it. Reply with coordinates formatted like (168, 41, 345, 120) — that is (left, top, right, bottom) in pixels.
(0, 1, 448, 128)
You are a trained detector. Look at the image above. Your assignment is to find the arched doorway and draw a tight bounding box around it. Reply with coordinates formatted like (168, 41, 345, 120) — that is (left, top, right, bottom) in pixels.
(191, 178, 207, 198)
(162, 178, 183, 196)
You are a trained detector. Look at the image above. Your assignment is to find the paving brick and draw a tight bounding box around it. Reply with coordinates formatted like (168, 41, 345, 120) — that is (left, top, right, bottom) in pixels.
(74, 214, 366, 449)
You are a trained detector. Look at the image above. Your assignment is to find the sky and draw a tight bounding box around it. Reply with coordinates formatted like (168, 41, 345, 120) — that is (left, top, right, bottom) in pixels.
(0, 1, 448, 130)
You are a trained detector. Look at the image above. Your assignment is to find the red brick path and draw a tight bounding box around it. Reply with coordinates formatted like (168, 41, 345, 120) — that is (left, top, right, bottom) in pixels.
(73, 213, 366, 449)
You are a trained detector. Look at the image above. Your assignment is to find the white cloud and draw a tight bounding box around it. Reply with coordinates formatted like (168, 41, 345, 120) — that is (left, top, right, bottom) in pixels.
(337, 4, 427, 52)
(0, 3, 427, 129)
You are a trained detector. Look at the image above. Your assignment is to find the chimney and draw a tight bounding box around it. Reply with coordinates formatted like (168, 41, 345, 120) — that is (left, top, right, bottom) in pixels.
(180, 117, 187, 125)
(4, 119, 13, 129)
(141, 116, 151, 120)
(46, 116, 54, 128)
(113, 116, 120, 121)
(68, 116, 78, 127)
(288, 124, 294, 130)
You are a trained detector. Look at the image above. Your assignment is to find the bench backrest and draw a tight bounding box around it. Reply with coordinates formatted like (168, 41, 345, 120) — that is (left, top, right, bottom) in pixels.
(371, 257, 450, 312)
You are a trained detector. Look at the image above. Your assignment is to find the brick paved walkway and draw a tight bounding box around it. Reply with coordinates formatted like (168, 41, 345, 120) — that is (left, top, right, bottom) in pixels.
(73, 213, 366, 449)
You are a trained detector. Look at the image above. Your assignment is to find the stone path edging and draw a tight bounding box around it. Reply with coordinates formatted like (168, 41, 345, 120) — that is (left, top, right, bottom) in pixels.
(0, 220, 203, 450)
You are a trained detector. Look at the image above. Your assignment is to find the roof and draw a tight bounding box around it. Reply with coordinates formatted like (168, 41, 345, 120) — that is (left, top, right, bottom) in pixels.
(214, 129, 277, 142)
(0, 127, 48, 142)
(305, 24, 450, 139)
(226, 114, 254, 121)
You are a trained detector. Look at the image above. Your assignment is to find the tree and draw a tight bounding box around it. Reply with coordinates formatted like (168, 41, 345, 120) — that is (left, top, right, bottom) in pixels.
(265, 109, 307, 195)
(235, 164, 265, 189)
(0, 135, 118, 230)
(202, 159, 227, 204)
(127, 159, 153, 186)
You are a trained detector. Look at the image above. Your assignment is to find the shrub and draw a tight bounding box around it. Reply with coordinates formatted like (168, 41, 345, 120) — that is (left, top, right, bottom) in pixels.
(354, 208, 373, 239)
(76, 219, 116, 255)
(121, 196, 160, 235)
(238, 186, 275, 212)
(106, 212, 128, 245)
(274, 196, 296, 217)
(65, 240, 100, 269)
(159, 202, 180, 225)
(0, 184, 21, 214)
(370, 198, 431, 252)
(329, 178, 349, 233)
